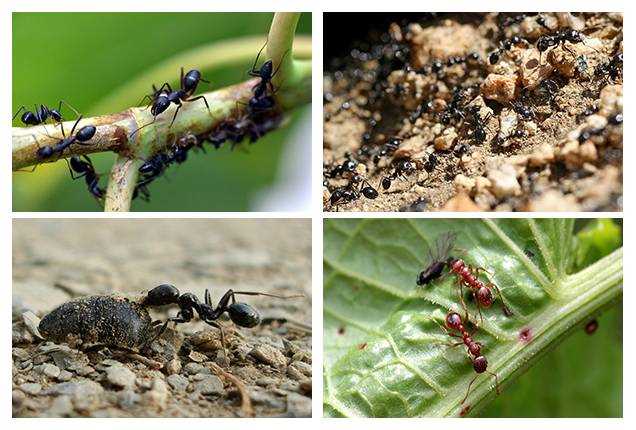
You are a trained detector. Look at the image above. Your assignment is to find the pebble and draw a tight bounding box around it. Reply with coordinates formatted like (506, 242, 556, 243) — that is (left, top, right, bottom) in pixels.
(183, 362, 207, 375)
(57, 370, 73, 382)
(286, 392, 312, 417)
(454, 174, 476, 193)
(250, 344, 288, 369)
(22, 311, 44, 339)
(143, 377, 169, 410)
(188, 351, 208, 363)
(12, 347, 30, 361)
(106, 365, 136, 389)
(433, 127, 457, 150)
(256, 376, 277, 387)
(36, 363, 61, 379)
(481, 74, 517, 103)
(250, 388, 286, 409)
(528, 144, 555, 167)
(19, 382, 42, 395)
(12, 389, 25, 406)
(118, 389, 141, 410)
(487, 164, 521, 198)
(48, 395, 74, 417)
(165, 358, 182, 375)
(166, 374, 189, 392)
(194, 375, 224, 396)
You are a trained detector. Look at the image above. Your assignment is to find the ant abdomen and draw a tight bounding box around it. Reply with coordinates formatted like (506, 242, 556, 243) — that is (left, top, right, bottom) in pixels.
(228, 302, 261, 327)
(472, 355, 488, 373)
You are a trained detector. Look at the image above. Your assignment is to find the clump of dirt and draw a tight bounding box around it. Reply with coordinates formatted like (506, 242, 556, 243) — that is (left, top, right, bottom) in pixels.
(323, 12, 623, 212)
(12, 220, 312, 418)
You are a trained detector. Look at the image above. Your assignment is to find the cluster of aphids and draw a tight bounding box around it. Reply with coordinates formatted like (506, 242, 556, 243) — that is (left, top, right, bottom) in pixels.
(416, 232, 512, 406)
(13, 43, 284, 204)
(323, 13, 623, 211)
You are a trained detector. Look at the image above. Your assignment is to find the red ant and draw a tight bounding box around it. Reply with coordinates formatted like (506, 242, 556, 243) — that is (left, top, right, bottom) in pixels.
(440, 311, 500, 404)
(448, 257, 513, 322)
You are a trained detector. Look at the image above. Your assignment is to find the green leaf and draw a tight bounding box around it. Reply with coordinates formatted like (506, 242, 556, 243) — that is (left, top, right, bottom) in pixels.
(323, 219, 623, 417)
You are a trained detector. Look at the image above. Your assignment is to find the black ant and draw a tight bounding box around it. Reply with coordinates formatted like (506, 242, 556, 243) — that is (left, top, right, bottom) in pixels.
(381, 158, 417, 191)
(145, 284, 302, 349)
(511, 100, 534, 121)
(37, 116, 96, 160)
(463, 105, 490, 144)
(488, 36, 527, 65)
(12, 100, 79, 127)
(594, 53, 623, 83)
(248, 41, 286, 100)
(417, 232, 456, 286)
(440, 311, 500, 404)
(373, 137, 402, 164)
(67, 155, 104, 200)
(536, 28, 590, 66)
(132, 68, 211, 136)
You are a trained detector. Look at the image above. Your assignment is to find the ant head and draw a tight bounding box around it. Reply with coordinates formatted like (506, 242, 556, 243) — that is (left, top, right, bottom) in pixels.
(476, 286, 494, 307)
(183, 69, 202, 93)
(145, 284, 180, 306)
(50, 110, 63, 122)
(76, 125, 96, 142)
(151, 95, 171, 116)
(228, 302, 261, 328)
(473, 355, 488, 373)
(537, 37, 551, 52)
(445, 312, 463, 330)
(260, 60, 274, 79)
(447, 257, 460, 268)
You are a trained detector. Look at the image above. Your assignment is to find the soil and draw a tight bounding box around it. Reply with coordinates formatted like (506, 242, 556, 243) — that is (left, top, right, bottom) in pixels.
(12, 219, 312, 418)
(323, 13, 623, 212)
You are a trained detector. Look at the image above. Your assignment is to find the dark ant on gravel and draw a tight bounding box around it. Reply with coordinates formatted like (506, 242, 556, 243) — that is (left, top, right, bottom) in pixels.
(38, 283, 302, 354)
(463, 105, 490, 145)
(373, 136, 402, 164)
(417, 232, 456, 286)
(595, 53, 623, 83)
(536, 28, 590, 66)
(488, 36, 527, 65)
(37, 116, 96, 160)
(381, 158, 417, 191)
(12, 100, 79, 127)
(132, 68, 211, 136)
(67, 155, 104, 200)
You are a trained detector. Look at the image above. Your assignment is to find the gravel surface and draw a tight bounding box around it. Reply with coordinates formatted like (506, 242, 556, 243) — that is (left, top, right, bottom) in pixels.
(12, 219, 312, 417)
(323, 12, 622, 212)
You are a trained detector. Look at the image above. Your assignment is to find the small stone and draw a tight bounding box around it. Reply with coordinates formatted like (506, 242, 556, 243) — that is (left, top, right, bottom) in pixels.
(166, 374, 189, 392)
(481, 74, 518, 103)
(45, 380, 104, 412)
(188, 351, 208, 363)
(165, 358, 182, 375)
(290, 361, 312, 376)
(249, 388, 286, 409)
(19, 382, 42, 395)
(106, 365, 136, 388)
(256, 376, 277, 387)
(118, 389, 141, 410)
(286, 392, 312, 417)
(12, 347, 30, 361)
(433, 127, 457, 150)
(48, 395, 74, 417)
(528, 143, 555, 167)
(143, 377, 169, 410)
(57, 370, 73, 382)
(580, 141, 598, 162)
(183, 362, 207, 375)
(440, 193, 481, 211)
(454, 174, 475, 193)
(77, 365, 95, 376)
(12, 389, 25, 406)
(36, 363, 61, 379)
(487, 163, 521, 198)
(194, 375, 224, 396)
(250, 344, 287, 369)
(22, 311, 44, 340)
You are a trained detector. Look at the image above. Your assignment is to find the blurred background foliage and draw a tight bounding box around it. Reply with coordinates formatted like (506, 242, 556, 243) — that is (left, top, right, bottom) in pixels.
(481, 218, 622, 417)
(12, 12, 311, 211)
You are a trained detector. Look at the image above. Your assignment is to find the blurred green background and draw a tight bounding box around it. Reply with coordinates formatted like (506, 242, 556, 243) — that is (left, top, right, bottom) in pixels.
(12, 12, 311, 211)
(481, 218, 623, 417)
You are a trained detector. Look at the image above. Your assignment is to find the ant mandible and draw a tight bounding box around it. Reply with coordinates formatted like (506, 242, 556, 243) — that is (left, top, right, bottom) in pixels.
(132, 68, 211, 136)
(37, 116, 97, 160)
(441, 311, 500, 404)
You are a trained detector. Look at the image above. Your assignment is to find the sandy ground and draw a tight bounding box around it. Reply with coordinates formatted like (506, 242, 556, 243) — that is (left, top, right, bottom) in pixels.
(323, 13, 622, 212)
(12, 219, 312, 417)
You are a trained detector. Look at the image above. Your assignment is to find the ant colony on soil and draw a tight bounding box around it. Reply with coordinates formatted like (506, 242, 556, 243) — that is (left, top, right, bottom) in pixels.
(323, 13, 623, 212)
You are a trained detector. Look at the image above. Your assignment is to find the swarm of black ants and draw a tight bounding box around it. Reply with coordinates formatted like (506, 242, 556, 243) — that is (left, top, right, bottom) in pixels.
(323, 13, 623, 211)
(13, 43, 284, 205)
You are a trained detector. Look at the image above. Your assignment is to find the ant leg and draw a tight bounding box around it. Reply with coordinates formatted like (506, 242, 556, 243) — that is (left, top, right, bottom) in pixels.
(204, 289, 212, 306)
(180, 67, 184, 89)
(12, 106, 26, 121)
(69, 115, 83, 136)
(487, 282, 513, 317)
(168, 104, 182, 128)
(248, 39, 268, 76)
(64, 158, 85, 180)
(461, 374, 480, 404)
(488, 371, 501, 395)
(456, 279, 470, 318)
(186, 95, 211, 114)
(230, 291, 305, 300)
(129, 116, 157, 138)
(271, 49, 290, 79)
(149, 313, 190, 345)
(204, 319, 229, 362)
(59, 99, 81, 119)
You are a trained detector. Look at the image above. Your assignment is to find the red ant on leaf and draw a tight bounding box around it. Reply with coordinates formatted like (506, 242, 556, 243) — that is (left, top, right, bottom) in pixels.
(437, 310, 500, 404)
